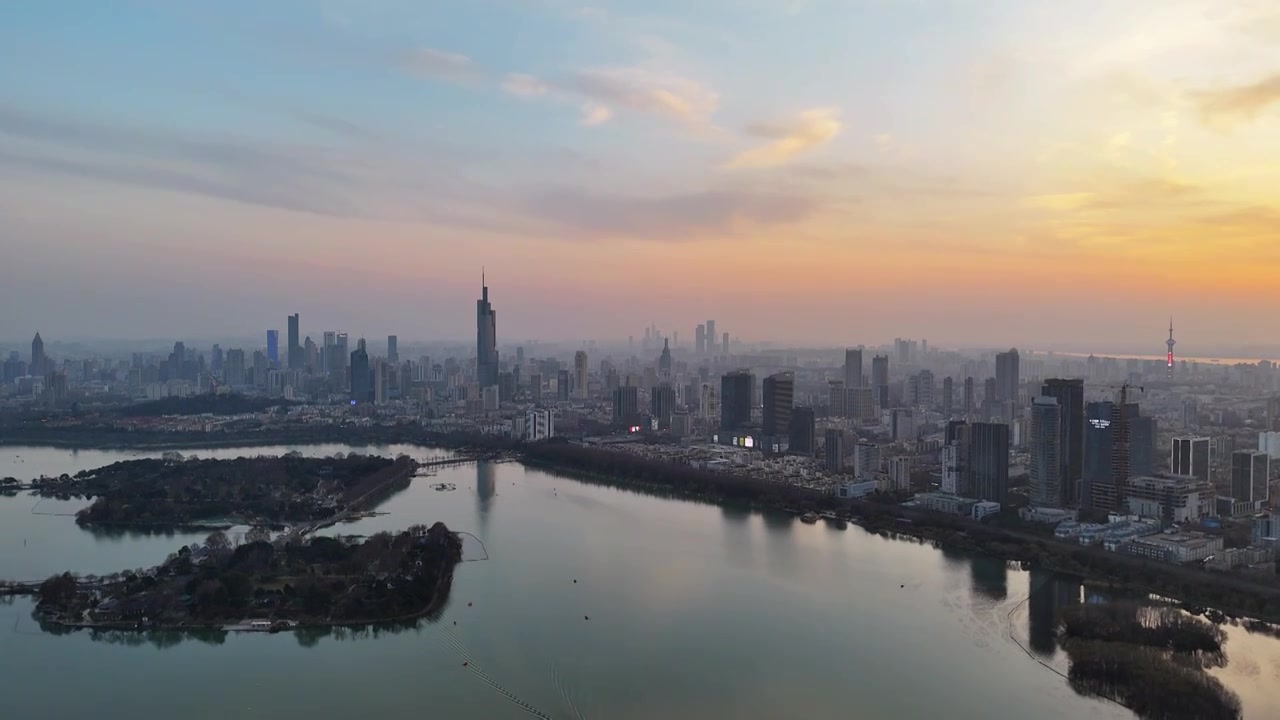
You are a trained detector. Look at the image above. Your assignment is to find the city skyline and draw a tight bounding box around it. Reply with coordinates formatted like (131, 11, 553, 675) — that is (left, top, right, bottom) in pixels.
(2, 2, 1280, 347)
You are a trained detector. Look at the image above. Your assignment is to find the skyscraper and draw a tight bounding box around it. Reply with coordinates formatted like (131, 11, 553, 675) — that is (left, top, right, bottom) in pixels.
(658, 338, 672, 379)
(266, 330, 279, 365)
(1041, 379, 1084, 508)
(387, 335, 399, 365)
(970, 422, 1011, 505)
(477, 274, 499, 389)
(1171, 436, 1211, 485)
(651, 384, 676, 429)
(350, 338, 370, 403)
(995, 349, 1020, 404)
(1128, 411, 1157, 478)
(574, 351, 589, 399)
(722, 332, 729, 356)
(287, 313, 301, 370)
(789, 407, 816, 456)
(613, 385, 639, 426)
(30, 332, 46, 378)
(963, 376, 974, 418)
(720, 370, 754, 431)
(825, 428, 845, 473)
(1231, 451, 1270, 504)
(705, 320, 716, 354)
(557, 369, 572, 401)
(762, 372, 794, 438)
(872, 355, 889, 408)
(695, 324, 706, 356)
(1029, 397, 1062, 508)
(942, 376, 954, 418)
(844, 348, 863, 388)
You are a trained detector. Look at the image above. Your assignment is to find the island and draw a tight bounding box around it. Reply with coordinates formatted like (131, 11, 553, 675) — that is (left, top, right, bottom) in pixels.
(38, 453, 417, 530)
(33, 522, 462, 629)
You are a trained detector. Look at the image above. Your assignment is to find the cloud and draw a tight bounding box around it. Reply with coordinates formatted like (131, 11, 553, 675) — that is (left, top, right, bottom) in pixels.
(567, 68, 719, 129)
(1025, 178, 1202, 212)
(399, 47, 477, 82)
(1193, 73, 1280, 125)
(521, 188, 817, 239)
(579, 103, 613, 126)
(728, 108, 841, 168)
(502, 73, 549, 98)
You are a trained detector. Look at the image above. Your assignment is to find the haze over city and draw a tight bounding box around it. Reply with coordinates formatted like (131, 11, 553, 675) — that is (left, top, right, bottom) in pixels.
(2, 0, 1279, 352)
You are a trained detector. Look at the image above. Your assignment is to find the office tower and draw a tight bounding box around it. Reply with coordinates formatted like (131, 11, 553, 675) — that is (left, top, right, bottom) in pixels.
(287, 313, 300, 369)
(850, 387, 875, 422)
(477, 276, 499, 388)
(515, 346, 525, 365)
(658, 339, 672, 379)
(252, 350, 268, 388)
(1171, 436, 1211, 485)
(942, 424, 971, 495)
(1129, 412, 1156, 478)
(387, 335, 399, 365)
(825, 429, 845, 473)
(995, 349, 1020, 404)
(322, 331, 336, 373)
(722, 332, 729, 356)
(907, 370, 934, 408)
(706, 320, 716, 354)
(1268, 396, 1280, 432)
(872, 355, 889, 408)
(892, 408, 916, 441)
(557, 369, 572, 401)
(762, 372, 794, 438)
(30, 332, 46, 377)
(303, 337, 318, 372)
(1029, 397, 1063, 508)
(844, 349, 863, 388)
(1083, 401, 1139, 514)
(888, 456, 912, 492)
(574, 351, 589, 399)
(854, 442, 881, 480)
(963, 377, 974, 417)
(350, 339, 370, 403)
(1041, 379, 1084, 508)
(211, 344, 224, 372)
(942, 377, 954, 418)
(651, 384, 677, 429)
(498, 372, 515, 403)
(613, 385, 639, 426)
(829, 380, 847, 418)
(970, 422, 1011, 505)
(895, 338, 910, 364)
(266, 330, 279, 365)
(44, 370, 67, 407)
(720, 370, 754, 431)
(789, 407, 816, 456)
(224, 349, 246, 386)
(695, 324, 706, 356)
(1231, 451, 1271, 504)
(699, 382, 719, 421)
(528, 373, 543, 404)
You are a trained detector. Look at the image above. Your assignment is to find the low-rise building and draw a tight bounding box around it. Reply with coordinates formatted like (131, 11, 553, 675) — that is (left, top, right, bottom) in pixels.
(1119, 532, 1222, 564)
(1124, 474, 1214, 525)
(835, 480, 879, 499)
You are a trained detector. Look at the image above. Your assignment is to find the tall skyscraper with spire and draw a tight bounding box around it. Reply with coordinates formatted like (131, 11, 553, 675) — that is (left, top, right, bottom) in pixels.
(477, 272, 499, 388)
(1166, 318, 1176, 378)
(30, 332, 46, 377)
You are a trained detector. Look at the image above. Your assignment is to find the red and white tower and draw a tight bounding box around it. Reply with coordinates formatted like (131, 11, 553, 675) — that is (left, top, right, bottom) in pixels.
(1166, 318, 1176, 378)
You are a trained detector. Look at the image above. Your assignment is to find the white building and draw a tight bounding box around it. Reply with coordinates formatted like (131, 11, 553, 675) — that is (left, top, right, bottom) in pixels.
(1261, 432, 1280, 460)
(836, 480, 879, 499)
(887, 456, 912, 492)
(525, 409, 555, 441)
(854, 442, 881, 480)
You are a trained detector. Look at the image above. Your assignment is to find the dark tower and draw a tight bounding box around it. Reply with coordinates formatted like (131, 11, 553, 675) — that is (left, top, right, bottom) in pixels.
(1041, 379, 1084, 508)
(287, 313, 301, 370)
(477, 272, 499, 388)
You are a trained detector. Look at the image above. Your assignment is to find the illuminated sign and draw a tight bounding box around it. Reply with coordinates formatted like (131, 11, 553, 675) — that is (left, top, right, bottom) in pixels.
(1089, 419, 1111, 429)
(629, 425, 641, 433)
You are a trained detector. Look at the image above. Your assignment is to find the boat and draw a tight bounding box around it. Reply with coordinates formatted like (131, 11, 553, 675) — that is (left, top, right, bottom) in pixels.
(800, 512, 819, 524)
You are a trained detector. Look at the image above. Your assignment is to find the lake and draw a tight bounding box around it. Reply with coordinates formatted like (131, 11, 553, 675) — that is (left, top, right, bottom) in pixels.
(1, 444, 1276, 719)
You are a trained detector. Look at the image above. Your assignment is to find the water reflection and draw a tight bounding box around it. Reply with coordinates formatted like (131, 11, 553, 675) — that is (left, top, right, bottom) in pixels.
(969, 555, 1008, 601)
(760, 510, 794, 531)
(720, 504, 750, 524)
(1027, 568, 1081, 657)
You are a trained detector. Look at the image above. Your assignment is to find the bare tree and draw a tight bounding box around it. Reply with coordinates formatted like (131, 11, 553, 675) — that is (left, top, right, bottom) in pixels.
(204, 530, 231, 551)
(245, 526, 272, 544)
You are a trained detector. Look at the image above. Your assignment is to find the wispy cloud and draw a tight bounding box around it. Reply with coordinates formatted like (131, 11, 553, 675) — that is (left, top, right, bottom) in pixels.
(1192, 73, 1280, 126)
(567, 67, 719, 129)
(398, 47, 478, 83)
(728, 108, 841, 168)
(579, 103, 613, 126)
(502, 73, 549, 98)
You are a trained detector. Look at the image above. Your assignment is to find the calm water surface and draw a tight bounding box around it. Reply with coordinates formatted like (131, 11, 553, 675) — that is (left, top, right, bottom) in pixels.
(0, 445, 1276, 719)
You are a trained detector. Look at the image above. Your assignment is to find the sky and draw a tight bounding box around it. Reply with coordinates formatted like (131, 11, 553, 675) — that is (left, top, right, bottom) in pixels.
(2, 0, 1279, 353)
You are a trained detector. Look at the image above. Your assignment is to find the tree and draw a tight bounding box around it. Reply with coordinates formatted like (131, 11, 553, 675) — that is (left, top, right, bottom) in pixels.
(245, 526, 271, 545)
(204, 530, 231, 551)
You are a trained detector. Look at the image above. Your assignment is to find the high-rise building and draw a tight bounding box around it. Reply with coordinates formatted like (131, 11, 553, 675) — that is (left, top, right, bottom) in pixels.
(995, 349, 1020, 404)
(892, 408, 916, 441)
(30, 332, 46, 378)
(266, 330, 279, 365)
(854, 442, 881, 480)
(871, 355, 889, 409)
(557, 369, 572, 401)
(970, 422, 1011, 505)
(829, 380, 847, 418)
(224, 349, 246, 386)
(942, 377, 954, 418)
(963, 377, 975, 418)
(942, 425, 971, 495)
(477, 275, 499, 389)
(1029, 396, 1063, 508)
(1041, 379, 1084, 508)
(888, 456, 912, 492)
(350, 339, 370, 403)
(720, 370, 754, 431)
(1129, 412, 1157, 478)
(373, 359, 388, 405)
(825, 428, 845, 473)
(1231, 451, 1270, 505)
(789, 407, 816, 456)
(613, 385, 639, 426)
(844, 349, 863, 388)
(651, 384, 676, 430)
(287, 313, 301, 370)
(658, 339, 672, 379)
(695, 324, 705, 356)
(722, 332, 729, 356)
(574, 351, 589, 400)
(211, 344, 224, 372)
(387, 335, 399, 365)
(762, 372, 794, 438)
(1171, 436, 1211, 485)
(705, 320, 716, 354)
(907, 370, 934, 408)
(322, 331, 336, 374)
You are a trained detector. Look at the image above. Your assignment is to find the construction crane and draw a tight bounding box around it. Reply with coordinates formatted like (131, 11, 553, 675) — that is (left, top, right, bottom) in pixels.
(206, 372, 223, 395)
(1097, 382, 1144, 406)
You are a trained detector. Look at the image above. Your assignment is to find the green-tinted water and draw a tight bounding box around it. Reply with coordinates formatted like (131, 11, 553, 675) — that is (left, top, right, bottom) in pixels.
(0, 445, 1274, 719)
